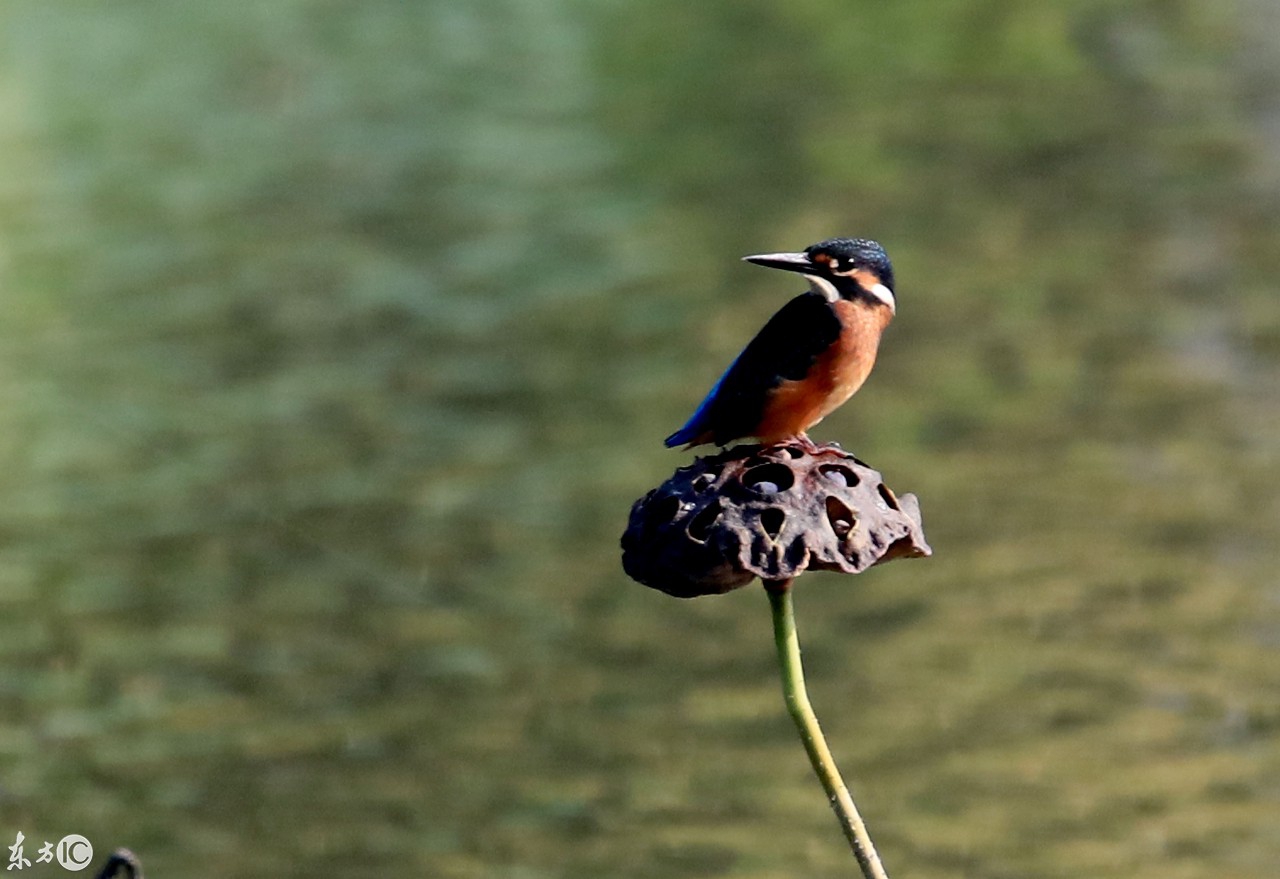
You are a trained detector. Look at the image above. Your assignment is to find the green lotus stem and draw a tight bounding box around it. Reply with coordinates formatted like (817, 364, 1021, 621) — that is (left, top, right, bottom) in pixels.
(766, 580, 890, 879)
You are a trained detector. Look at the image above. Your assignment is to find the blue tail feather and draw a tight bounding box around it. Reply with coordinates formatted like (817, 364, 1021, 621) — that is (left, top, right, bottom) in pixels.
(664, 419, 705, 447)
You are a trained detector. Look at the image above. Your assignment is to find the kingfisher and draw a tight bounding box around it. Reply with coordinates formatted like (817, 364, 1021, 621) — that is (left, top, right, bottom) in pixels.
(665, 237, 896, 449)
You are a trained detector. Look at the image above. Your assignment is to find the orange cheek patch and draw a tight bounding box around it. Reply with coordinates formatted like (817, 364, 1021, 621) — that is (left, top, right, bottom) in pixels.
(850, 268, 882, 290)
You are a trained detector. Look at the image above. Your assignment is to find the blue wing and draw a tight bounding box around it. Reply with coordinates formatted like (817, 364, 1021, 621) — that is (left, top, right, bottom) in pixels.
(664, 291, 842, 448)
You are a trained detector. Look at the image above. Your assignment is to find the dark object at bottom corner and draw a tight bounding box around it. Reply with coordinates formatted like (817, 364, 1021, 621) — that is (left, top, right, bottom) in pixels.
(93, 849, 143, 879)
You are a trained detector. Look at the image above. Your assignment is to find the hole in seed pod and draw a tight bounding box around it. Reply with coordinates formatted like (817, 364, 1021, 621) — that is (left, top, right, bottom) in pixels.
(691, 471, 717, 492)
(651, 494, 681, 525)
(825, 496, 856, 539)
(760, 507, 785, 541)
(818, 464, 859, 488)
(877, 483, 901, 511)
(780, 446, 804, 459)
(785, 535, 808, 568)
(743, 462, 795, 494)
(686, 501, 723, 543)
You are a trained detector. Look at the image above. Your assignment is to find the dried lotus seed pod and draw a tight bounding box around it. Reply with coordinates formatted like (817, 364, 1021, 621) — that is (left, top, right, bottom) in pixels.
(622, 439, 930, 598)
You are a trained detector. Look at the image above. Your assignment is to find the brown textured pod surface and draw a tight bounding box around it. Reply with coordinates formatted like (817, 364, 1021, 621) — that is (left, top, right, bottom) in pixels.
(621, 440, 931, 598)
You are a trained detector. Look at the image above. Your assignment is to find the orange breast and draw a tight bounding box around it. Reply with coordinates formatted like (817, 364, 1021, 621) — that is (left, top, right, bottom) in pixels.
(754, 299, 891, 443)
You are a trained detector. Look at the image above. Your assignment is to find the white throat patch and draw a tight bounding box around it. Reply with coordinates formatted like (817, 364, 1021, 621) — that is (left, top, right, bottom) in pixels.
(805, 274, 841, 303)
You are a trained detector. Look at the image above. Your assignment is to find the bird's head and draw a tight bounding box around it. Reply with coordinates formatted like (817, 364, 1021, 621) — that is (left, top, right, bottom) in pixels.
(743, 237, 895, 312)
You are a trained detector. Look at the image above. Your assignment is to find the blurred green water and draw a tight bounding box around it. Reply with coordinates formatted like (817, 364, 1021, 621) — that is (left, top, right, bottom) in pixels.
(0, 2, 1278, 877)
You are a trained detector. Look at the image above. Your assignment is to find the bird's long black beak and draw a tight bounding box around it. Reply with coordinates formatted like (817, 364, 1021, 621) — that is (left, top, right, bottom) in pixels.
(742, 252, 816, 275)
